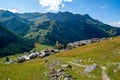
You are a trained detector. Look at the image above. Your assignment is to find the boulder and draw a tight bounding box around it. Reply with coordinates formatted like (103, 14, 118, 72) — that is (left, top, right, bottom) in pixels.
(88, 58, 93, 61)
(64, 75, 72, 80)
(84, 63, 97, 73)
(61, 64, 72, 69)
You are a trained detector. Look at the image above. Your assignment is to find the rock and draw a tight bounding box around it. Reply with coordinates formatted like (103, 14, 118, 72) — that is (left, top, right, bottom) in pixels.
(57, 69, 64, 73)
(56, 69, 65, 76)
(46, 68, 65, 80)
(88, 58, 93, 61)
(64, 75, 72, 80)
(75, 59, 83, 63)
(84, 63, 97, 73)
(61, 64, 72, 69)
(47, 60, 61, 69)
(43, 60, 48, 63)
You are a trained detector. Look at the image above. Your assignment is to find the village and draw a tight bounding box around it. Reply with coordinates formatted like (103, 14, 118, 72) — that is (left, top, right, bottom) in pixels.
(6, 37, 109, 64)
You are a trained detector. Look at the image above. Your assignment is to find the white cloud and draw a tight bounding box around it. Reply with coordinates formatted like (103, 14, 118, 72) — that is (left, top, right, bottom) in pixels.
(39, 0, 73, 11)
(64, 0, 72, 2)
(101, 4, 109, 9)
(0, 8, 17, 13)
(110, 21, 120, 27)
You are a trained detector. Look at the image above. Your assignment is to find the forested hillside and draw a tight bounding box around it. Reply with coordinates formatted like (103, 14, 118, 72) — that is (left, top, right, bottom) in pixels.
(0, 22, 34, 57)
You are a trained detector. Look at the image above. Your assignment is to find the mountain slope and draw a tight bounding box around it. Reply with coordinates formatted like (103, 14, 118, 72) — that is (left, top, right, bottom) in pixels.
(0, 10, 31, 36)
(25, 20, 120, 44)
(0, 22, 34, 57)
(44, 36, 120, 80)
(0, 36, 120, 80)
(0, 10, 120, 45)
(18, 11, 120, 44)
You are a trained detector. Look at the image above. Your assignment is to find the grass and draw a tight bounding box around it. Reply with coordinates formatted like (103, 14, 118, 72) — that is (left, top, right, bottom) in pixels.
(0, 54, 22, 63)
(106, 64, 120, 80)
(0, 36, 120, 80)
(0, 59, 48, 80)
(32, 42, 53, 51)
(53, 37, 120, 65)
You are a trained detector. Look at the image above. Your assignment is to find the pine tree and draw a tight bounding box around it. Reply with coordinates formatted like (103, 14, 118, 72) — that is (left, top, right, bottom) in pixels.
(5, 56, 10, 62)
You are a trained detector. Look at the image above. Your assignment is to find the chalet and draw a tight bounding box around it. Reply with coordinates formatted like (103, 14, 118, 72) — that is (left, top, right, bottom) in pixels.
(28, 52, 39, 59)
(17, 56, 26, 63)
(23, 55, 30, 60)
(91, 38, 100, 43)
(67, 43, 75, 50)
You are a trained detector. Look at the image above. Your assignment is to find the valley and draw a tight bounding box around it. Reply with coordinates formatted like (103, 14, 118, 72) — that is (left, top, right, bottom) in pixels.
(0, 8, 120, 80)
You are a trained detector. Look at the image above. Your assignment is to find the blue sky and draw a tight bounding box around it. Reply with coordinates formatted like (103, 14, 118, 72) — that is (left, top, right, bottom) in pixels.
(0, 0, 120, 26)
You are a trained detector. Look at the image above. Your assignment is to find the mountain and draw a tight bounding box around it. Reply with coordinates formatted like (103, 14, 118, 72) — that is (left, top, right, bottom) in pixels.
(0, 10, 31, 36)
(0, 22, 34, 57)
(0, 10, 120, 45)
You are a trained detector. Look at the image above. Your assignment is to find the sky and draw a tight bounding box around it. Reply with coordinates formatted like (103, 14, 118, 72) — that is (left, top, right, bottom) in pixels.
(0, 0, 120, 26)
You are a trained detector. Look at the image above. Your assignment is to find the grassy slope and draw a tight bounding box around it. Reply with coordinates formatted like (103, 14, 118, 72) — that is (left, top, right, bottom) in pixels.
(32, 42, 52, 51)
(0, 36, 120, 80)
(0, 59, 47, 80)
(0, 43, 52, 80)
(44, 36, 120, 80)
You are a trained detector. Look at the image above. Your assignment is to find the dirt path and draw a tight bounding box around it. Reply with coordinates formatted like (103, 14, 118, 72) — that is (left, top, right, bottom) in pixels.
(101, 66, 110, 80)
(70, 62, 111, 80)
(69, 62, 87, 67)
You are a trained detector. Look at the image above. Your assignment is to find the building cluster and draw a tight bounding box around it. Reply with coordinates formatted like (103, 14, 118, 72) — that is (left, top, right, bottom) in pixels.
(8, 37, 109, 63)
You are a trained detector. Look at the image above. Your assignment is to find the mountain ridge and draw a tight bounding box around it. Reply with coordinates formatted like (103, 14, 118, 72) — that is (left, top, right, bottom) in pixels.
(0, 10, 120, 45)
